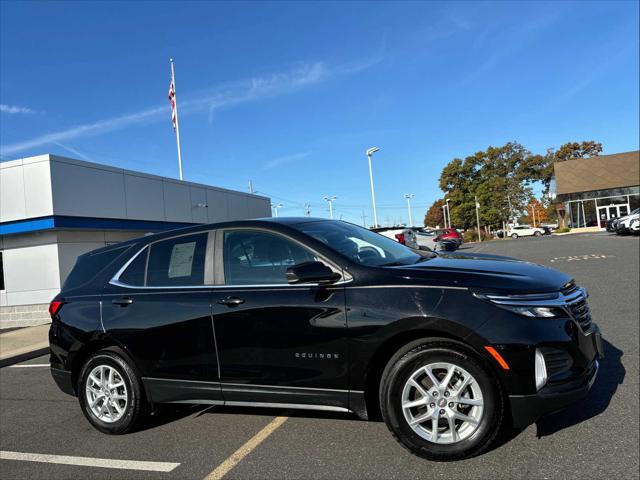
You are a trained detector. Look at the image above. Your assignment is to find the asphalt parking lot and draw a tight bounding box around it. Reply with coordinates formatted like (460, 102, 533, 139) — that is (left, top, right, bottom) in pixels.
(1, 232, 638, 480)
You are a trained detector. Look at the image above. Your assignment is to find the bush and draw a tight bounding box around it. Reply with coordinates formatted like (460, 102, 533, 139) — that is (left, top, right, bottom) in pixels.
(463, 229, 490, 243)
(555, 227, 571, 233)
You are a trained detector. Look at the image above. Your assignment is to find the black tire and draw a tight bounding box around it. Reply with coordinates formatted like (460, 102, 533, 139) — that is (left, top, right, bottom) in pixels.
(510, 233, 518, 239)
(534, 231, 542, 237)
(379, 340, 503, 461)
(77, 350, 147, 434)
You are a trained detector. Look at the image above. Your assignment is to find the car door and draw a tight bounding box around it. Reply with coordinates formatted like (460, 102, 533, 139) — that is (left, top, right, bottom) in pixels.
(211, 228, 349, 410)
(102, 231, 223, 404)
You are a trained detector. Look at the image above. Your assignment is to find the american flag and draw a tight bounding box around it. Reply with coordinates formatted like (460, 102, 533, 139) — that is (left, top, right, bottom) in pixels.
(168, 79, 177, 130)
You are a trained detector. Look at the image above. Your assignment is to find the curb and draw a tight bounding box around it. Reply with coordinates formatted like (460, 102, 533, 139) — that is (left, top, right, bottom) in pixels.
(0, 347, 49, 368)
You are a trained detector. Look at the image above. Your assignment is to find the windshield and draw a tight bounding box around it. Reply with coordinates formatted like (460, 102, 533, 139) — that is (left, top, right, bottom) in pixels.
(293, 220, 423, 267)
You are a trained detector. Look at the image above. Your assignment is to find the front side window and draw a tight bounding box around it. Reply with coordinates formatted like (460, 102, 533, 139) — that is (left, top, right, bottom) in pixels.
(146, 233, 208, 286)
(294, 220, 422, 267)
(223, 230, 317, 285)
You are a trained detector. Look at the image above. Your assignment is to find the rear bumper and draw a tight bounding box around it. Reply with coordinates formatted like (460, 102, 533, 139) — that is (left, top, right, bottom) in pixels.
(50, 366, 75, 396)
(509, 358, 599, 428)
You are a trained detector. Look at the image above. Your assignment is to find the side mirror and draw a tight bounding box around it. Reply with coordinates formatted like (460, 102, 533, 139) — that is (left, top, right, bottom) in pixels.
(285, 261, 341, 284)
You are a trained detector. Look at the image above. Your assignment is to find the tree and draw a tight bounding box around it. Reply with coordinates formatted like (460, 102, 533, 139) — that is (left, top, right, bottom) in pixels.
(438, 142, 535, 229)
(524, 141, 603, 192)
(424, 199, 445, 227)
(521, 198, 549, 226)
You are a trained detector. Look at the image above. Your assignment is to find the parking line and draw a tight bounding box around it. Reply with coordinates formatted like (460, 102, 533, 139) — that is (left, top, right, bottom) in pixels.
(203, 416, 288, 480)
(0, 451, 180, 472)
(8, 364, 50, 368)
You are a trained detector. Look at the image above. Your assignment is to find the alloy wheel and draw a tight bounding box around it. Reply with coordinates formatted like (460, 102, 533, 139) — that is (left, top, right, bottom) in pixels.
(401, 362, 484, 444)
(85, 365, 128, 423)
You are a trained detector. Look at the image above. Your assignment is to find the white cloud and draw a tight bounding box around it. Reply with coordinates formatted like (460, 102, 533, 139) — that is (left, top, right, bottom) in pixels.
(1, 58, 381, 156)
(0, 104, 38, 114)
(263, 151, 312, 170)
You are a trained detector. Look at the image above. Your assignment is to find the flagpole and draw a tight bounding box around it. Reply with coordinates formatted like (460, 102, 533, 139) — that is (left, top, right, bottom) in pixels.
(170, 58, 184, 181)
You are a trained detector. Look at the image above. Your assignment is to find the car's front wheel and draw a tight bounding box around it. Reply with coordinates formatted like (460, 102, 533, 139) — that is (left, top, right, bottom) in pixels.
(380, 340, 503, 461)
(78, 350, 147, 434)
(511, 233, 518, 239)
(534, 231, 542, 237)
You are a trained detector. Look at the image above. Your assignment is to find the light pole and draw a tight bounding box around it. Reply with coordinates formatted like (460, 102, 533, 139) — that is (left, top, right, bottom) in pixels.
(323, 196, 337, 219)
(475, 195, 482, 242)
(366, 147, 380, 227)
(441, 204, 448, 228)
(304, 203, 311, 216)
(445, 198, 451, 228)
(271, 202, 283, 217)
(404, 194, 415, 227)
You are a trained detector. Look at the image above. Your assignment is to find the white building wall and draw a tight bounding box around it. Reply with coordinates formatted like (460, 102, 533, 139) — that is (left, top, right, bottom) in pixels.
(0, 155, 54, 223)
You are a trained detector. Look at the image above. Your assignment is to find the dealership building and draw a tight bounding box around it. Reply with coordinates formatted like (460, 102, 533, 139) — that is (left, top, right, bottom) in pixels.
(0, 154, 271, 328)
(552, 150, 639, 229)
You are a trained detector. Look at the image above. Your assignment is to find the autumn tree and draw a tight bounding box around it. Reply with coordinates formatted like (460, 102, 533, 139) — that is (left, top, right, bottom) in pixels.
(424, 199, 445, 227)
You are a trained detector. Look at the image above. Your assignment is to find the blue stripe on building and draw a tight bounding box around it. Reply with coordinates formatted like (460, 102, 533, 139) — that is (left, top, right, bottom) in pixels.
(0, 216, 198, 236)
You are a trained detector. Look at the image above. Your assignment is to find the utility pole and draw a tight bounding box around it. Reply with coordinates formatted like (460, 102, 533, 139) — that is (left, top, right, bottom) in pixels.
(271, 202, 283, 217)
(361, 209, 367, 227)
(248, 180, 254, 194)
(404, 194, 415, 227)
(366, 147, 380, 227)
(304, 203, 311, 216)
(475, 195, 482, 242)
(323, 196, 336, 219)
(445, 198, 452, 228)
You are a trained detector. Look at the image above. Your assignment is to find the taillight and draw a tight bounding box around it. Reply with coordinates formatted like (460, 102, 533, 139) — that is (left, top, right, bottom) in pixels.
(49, 300, 64, 319)
(395, 233, 406, 244)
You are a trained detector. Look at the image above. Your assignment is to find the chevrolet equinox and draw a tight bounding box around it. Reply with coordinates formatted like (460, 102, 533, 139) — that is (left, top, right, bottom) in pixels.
(49, 218, 603, 461)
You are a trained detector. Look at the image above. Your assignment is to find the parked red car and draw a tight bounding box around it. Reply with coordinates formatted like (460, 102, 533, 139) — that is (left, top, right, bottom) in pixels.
(434, 228, 463, 246)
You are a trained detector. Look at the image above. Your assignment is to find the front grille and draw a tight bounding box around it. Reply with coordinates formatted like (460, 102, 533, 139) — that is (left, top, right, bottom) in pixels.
(567, 293, 592, 331)
(561, 281, 579, 296)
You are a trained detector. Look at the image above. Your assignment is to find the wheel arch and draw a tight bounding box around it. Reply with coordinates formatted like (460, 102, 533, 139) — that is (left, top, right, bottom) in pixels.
(363, 329, 505, 421)
(70, 337, 142, 397)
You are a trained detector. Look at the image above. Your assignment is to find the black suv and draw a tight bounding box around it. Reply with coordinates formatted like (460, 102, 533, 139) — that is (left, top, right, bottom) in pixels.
(49, 218, 603, 461)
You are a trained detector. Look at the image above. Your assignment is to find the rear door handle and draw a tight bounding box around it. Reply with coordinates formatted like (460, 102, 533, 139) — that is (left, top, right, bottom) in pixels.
(112, 297, 133, 306)
(217, 296, 245, 307)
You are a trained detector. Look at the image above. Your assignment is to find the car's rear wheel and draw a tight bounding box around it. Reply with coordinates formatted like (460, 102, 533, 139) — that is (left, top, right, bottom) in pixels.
(380, 340, 503, 461)
(78, 350, 146, 434)
(511, 233, 518, 239)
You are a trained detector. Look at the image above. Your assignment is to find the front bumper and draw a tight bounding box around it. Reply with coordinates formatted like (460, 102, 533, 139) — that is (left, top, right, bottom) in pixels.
(509, 358, 599, 428)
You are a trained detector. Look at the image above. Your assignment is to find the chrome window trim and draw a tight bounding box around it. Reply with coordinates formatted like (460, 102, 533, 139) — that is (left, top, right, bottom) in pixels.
(110, 238, 352, 290)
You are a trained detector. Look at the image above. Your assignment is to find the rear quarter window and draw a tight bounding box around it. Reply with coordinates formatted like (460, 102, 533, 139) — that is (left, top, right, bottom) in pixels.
(63, 246, 129, 290)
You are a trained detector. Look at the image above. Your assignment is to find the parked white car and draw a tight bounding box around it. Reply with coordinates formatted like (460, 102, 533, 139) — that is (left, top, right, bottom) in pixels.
(507, 225, 546, 239)
(620, 212, 639, 233)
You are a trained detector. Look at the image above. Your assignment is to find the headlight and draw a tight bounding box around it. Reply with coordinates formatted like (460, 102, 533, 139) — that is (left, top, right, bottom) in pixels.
(473, 291, 567, 318)
(498, 305, 565, 318)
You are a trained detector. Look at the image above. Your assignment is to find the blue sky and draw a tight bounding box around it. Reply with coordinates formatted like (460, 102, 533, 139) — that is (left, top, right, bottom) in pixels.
(1, 1, 638, 225)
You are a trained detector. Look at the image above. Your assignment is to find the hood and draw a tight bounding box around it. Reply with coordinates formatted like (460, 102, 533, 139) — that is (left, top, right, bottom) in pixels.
(390, 251, 572, 293)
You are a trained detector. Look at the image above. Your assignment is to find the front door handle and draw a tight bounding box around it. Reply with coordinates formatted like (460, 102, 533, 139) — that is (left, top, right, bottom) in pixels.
(217, 296, 245, 307)
(112, 297, 133, 307)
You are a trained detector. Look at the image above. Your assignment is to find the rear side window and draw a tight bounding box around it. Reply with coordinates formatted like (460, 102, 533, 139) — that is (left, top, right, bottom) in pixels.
(118, 247, 148, 286)
(146, 233, 208, 286)
(63, 246, 128, 290)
